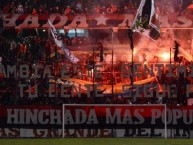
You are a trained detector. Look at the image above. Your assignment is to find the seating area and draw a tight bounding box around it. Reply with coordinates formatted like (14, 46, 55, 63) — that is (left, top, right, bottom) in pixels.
(0, 0, 193, 106)
(0, 0, 191, 15)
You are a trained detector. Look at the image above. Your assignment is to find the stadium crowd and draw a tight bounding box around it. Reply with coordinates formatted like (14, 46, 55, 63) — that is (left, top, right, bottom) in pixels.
(0, 32, 192, 106)
(0, 0, 191, 15)
(0, 0, 193, 106)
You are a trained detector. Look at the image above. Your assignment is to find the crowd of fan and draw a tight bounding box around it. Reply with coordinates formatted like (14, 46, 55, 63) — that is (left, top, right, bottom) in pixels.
(0, 33, 192, 106)
(0, 35, 123, 105)
(0, 0, 138, 15)
(0, 0, 191, 16)
(0, 0, 193, 106)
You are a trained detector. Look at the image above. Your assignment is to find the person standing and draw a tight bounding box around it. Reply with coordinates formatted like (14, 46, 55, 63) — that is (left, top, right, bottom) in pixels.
(97, 41, 103, 62)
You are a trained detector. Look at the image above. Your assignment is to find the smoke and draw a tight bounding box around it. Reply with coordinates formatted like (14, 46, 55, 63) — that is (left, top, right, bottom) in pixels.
(86, 0, 193, 63)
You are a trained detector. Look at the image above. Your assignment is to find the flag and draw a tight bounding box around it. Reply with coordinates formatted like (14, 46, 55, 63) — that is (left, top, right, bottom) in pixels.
(133, 0, 160, 40)
(62, 45, 80, 64)
(48, 20, 79, 64)
(48, 20, 63, 48)
(179, 47, 193, 62)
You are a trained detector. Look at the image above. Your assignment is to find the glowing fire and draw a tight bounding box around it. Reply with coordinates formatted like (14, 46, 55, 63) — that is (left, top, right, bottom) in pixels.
(161, 52, 170, 61)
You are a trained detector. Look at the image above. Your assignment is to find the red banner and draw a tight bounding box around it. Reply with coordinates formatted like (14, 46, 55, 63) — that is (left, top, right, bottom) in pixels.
(0, 105, 193, 138)
(0, 105, 193, 129)
(2, 13, 193, 29)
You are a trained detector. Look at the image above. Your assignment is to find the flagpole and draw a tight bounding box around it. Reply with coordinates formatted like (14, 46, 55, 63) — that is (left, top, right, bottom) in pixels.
(169, 30, 172, 65)
(128, 29, 134, 98)
(111, 28, 114, 99)
(170, 47, 171, 65)
(93, 46, 95, 103)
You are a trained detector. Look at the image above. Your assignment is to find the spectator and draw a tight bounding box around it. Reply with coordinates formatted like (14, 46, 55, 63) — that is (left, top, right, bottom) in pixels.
(111, 4, 118, 14)
(38, 4, 46, 14)
(64, 5, 72, 15)
(19, 41, 27, 62)
(75, 1, 83, 14)
(24, 2, 31, 14)
(17, 4, 24, 14)
(32, 7, 37, 15)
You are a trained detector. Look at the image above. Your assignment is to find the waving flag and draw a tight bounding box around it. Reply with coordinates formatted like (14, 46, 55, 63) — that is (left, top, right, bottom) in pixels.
(48, 20, 79, 64)
(133, 0, 160, 40)
(179, 47, 193, 62)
